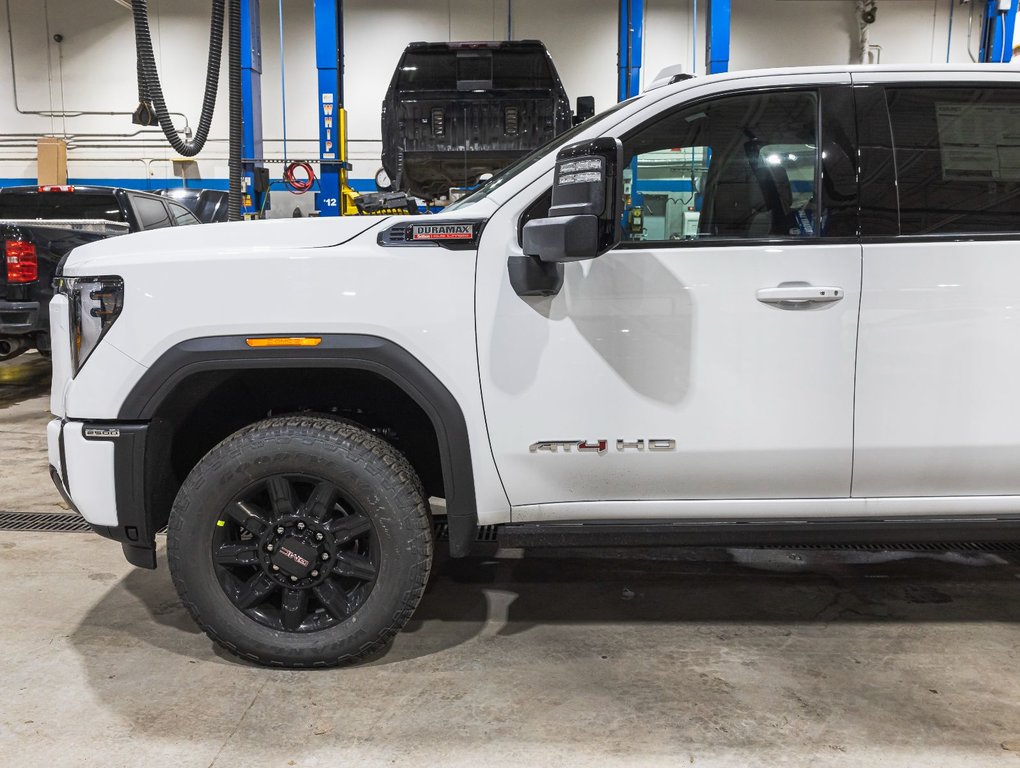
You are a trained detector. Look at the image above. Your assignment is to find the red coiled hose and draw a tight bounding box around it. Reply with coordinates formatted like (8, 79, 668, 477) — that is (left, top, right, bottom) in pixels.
(283, 161, 315, 194)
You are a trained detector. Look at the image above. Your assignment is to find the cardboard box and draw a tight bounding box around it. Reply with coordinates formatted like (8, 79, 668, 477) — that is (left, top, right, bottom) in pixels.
(37, 138, 68, 186)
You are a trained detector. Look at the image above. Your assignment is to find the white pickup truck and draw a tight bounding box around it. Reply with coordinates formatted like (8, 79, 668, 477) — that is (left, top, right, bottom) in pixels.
(47, 64, 1020, 667)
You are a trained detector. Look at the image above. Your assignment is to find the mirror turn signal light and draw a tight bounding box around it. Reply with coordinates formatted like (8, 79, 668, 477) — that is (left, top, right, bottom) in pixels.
(245, 337, 322, 348)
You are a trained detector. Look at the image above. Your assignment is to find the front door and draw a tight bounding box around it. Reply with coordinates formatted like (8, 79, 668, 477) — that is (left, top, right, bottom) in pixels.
(476, 85, 863, 516)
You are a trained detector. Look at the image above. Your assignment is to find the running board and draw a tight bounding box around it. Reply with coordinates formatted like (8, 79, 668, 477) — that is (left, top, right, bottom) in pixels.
(496, 517, 1020, 549)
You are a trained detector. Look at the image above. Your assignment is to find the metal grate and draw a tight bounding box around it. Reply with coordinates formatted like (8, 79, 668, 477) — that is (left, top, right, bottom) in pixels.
(0, 511, 92, 532)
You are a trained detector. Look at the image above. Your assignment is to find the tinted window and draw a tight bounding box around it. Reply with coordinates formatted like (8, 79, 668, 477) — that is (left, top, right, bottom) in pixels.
(133, 196, 171, 229)
(621, 90, 819, 242)
(884, 86, 1020, 235)
(0, 191, 124, 222)
(397, 48, 553, 91)
(492, 49, 554, 89)
(168, 202, 200, 226)
(854, 85, 899, 236)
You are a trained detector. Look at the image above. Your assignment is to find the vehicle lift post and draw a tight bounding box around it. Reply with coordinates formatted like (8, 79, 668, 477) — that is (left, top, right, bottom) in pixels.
(314, 0, 357, 216)
(979, 0, 1019, 63)
(706, 0, 730, 74)
(240, 0, 268, 217)
(617, 0, 643, 101)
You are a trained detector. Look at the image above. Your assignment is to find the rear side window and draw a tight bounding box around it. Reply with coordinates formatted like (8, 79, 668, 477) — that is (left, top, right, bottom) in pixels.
(881, 86, 1020, 235)
(132, 196, 171, 230)
(168, 202, 200, 226)
(0, 192, 124, 222)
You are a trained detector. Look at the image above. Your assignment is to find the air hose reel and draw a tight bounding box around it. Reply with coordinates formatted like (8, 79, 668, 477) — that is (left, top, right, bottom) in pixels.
(131, 0, 225, 157)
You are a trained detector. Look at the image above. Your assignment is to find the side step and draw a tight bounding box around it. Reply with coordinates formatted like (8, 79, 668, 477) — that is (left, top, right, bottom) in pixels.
(496, 518, 1020, 550)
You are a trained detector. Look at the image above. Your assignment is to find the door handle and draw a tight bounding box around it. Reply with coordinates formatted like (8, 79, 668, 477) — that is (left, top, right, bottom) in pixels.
(756, 285, 844, 306)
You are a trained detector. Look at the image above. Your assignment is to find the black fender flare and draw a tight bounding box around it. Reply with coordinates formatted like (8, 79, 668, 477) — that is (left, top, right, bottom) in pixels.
(118, 334, 479, 557)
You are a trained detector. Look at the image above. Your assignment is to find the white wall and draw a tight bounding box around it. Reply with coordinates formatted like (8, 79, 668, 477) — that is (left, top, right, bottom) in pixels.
(0, 0, 1013, 202)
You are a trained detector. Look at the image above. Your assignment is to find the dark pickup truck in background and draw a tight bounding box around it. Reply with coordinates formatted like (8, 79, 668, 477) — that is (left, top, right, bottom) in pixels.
(380, 40, 592, 201)
(0, 185, 202, 360)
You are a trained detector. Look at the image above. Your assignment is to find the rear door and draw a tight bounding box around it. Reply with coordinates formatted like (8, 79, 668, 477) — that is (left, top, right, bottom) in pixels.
(853, 72, 1020, 496)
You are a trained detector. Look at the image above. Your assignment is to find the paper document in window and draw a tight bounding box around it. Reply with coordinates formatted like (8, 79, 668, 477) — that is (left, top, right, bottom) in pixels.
(936, 103, 1020, 181)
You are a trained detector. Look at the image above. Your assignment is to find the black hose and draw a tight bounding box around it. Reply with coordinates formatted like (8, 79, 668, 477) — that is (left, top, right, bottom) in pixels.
(131, 0, 224, 157)
(228, 0, 242, 221)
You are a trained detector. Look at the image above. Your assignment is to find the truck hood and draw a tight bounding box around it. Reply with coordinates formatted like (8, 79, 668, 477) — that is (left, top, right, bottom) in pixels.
(61, 215, 388, 275)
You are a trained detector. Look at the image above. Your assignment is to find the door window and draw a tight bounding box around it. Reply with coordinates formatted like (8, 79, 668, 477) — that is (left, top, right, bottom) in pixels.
(620, 91, 819, 242)
(886, 87, 1020, 235)
(168, 202, 201, 226)
(132, 196, 172, 230)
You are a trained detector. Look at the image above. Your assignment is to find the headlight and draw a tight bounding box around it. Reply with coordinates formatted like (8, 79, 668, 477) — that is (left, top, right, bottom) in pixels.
(55, 276, 124, 376)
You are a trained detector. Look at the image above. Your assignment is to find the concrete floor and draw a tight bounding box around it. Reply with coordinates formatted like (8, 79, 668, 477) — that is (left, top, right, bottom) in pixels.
(2, 353, 1020, 767)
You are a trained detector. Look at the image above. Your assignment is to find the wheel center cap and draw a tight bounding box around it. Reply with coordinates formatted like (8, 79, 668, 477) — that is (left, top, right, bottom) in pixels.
(271, 537, 318, 577)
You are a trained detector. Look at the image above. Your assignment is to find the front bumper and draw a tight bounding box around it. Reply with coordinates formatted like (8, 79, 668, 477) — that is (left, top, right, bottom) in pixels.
(0, 299, 42, 336)
(48, 417, 157, 568)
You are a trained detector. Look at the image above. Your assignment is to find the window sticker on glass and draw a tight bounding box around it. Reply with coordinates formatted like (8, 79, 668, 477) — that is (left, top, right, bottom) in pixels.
(936, 103, 1020, 181)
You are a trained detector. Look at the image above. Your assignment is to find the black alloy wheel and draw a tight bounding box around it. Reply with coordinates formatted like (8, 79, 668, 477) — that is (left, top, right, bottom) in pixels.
(212, 473, 379, 633)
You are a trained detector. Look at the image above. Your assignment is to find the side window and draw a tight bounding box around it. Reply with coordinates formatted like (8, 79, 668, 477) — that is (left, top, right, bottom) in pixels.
(132, 196, 172, 230)
(855, 85, 899, 237)
(168, 202, 201, 226)
(620, 90, 819, 242)
(884, 86, 1020, 235)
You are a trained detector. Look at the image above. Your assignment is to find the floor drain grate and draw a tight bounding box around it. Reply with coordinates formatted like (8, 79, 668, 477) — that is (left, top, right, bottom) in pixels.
(0, 511, 92, 532)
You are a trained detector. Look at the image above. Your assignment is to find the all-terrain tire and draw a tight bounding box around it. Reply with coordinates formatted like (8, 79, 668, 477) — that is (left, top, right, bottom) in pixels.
(166, 415, 433, 668)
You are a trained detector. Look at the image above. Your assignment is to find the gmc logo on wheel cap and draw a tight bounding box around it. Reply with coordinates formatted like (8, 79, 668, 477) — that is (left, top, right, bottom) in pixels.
(278, 547, 310, 568)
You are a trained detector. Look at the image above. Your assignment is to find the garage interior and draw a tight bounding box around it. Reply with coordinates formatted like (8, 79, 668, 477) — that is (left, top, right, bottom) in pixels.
(3, 1, 1020, 766)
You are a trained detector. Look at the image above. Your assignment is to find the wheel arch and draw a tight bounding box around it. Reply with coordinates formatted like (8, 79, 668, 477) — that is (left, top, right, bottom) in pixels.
(118, 334, 479, 558)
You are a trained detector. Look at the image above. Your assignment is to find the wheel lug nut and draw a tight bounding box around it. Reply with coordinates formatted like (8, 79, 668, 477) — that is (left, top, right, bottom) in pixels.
(297, 521, 306, 531)
(276, 526, 285, 535)
(311, 570, 319, 578)
(314, 532, 324, 542)
(271, 564, 280, 572)
(290, 575, 298, 582)
(321, 552, 330, 561)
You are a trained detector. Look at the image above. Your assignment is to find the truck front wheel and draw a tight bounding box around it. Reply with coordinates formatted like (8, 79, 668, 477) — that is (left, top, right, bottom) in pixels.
(167, 415, 433, 667)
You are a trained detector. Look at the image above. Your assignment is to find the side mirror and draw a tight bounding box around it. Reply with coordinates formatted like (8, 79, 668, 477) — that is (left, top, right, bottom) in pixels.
(521, 137, 623, 264)
(573, 96, 595, 125)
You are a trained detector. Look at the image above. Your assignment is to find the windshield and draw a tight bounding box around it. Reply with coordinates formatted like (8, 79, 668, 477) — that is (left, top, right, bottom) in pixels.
(446, 96, 639, 211)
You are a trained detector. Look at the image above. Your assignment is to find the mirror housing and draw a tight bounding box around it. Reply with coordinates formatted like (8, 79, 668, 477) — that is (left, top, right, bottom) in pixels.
(520, 214, 598, 263)
(573, 96, 595, 125)
(521, 137, 623, 264)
